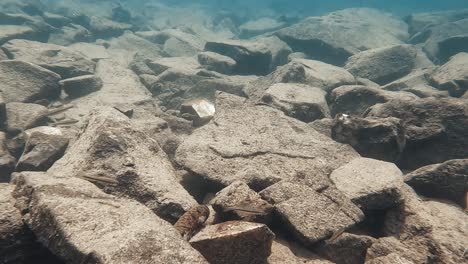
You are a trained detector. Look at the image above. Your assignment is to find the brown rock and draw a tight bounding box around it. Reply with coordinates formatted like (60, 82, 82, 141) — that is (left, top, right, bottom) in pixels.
(316, 233, 376, 264)
(190, 221, 275, 264)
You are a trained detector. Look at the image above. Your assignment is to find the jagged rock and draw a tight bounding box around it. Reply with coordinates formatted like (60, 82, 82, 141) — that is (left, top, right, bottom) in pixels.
(430, 52, 468, 97)
(268, 239, 334, 264)
(331, 115, 406, 162)
(344, 45, 417, 85)
(366, 98, 468, 169)
(329, 85, 417, 117)
(6, 102, 48, 134)
(330, 158, 404, 210)
(382, 186, 468, 263)
(0, 25, 47, 44)
(211, 181, 273, 224)
(421, 18, 468, 63)
(68, 42, 110, 62)
(88, 16, 132, 38)
(48, 107, 197, 222)
(2, 39, 96, 78)
(48, 24, 92, 46)
(190, 221, 275, 264)
(259, 180, 364, 246)
(404, 159, 468, 207)
(308, 118, 333, 137)
(175, 93, 359, 191)
(60, 74, 103, 98)
(180, 98, 215, 127)
(244, 59, 355, 101)
(276, 8, 408, 65)
(239, 17, 285, 38)
(198, 51, 237, 74)
(365, 237, 415, 263)
(0, 60, 61, 103)
(12, 172, 208, 263)
(105, 32, 164, 60)
(0, 132, 15, 182)
(136, 29, 205, 56)
(16, 131, 68, 172)
(255, 36, 293, 72)
(148, 56, 201, 75)
(261, 83, 330, 122)
(316, 233, 376, 264)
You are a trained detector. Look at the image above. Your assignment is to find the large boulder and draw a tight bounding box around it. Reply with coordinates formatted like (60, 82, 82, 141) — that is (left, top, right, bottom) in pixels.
(344, 45, 417, 85)
(197, 51, 236, 74)
(175, 92, 359, 191)
(366, 98, 468, 169)
(382, 186, 468, 264)
(12, 172, 208, 263)
(259, 180, 364, 246)
(331, 115, 406, 162)
(430, 52, 468, 97)
(261, 83, 330, 123)
(276, 8, 409, 66)
(5, 102, 48, 134)
(405, 9, 468, 35)
(0, 60, 61, 103)
(404, 159, 468, 208)
(48, 107, 197, 222)
(2, 39, 96, 78)
(330, 158, 404, 210)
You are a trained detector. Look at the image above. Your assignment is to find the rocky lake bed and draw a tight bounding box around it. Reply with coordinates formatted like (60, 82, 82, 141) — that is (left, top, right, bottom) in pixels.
(0, 1, 467, 263)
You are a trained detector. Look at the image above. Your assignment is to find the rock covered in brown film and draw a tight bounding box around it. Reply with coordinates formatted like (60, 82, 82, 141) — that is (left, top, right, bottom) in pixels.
(174, 205, 210, 241)
(190, 221, 275, 264)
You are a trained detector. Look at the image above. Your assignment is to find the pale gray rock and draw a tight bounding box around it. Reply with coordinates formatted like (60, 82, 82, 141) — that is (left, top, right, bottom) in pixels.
(0, 49, 7, 60)
(175, 92, 359, 191)
(48, 24, 92, 46)
(404, 159, 468, 207)
(331, 115, 406, 162)
(0, 24, 46, 44)
(366, 98, 468, 169)
(344, 45, 417, 85)
(88, 16, 132, 38)
(190, 221, 274, 264)
(308, 118, 333, 138)
(68, 42, 110, 61)
(197, 51, 236, 74)
(239, 17, 285, 38)
(136, 29, 205, 56)
(268, 239, 334, 264)
(48, 107, 197, 222)
(0, 60, 61, 103)
(60, 74, 103, 98)
(259, 180, 364, 246)
(276, 8, 409, 65)
(365, 253, 413, 264)
(405, 9, 468, 35)
(330, 158, 404, 210)
(6, 102, 47, 134)
(105, 32, 164, 61)
(431, 52, 468, 97)
(402, 84, 449, 98)
(2, 39, 96, 78)
(180, 98, 215, 127)
(12, 172, 208, 264)
(262, 83, 330, 122)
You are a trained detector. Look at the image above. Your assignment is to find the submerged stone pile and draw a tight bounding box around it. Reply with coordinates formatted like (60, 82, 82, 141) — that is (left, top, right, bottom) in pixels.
(0, 1, 467, 263)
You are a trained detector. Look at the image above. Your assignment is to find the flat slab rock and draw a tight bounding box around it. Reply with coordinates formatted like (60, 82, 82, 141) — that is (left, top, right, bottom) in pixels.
(48, 107, 197, 222)
(12, 172, 208, 264)
(2, 39, 96, 78)
(259, 181, 364, 246)
(175, 92, 359, 191)
(190, 221, 274, 264)
(330, 158, 404, 210)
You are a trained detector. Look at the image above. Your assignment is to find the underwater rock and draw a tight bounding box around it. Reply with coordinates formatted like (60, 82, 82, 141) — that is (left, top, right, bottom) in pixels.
(48, 24, 92, 46)
(88, 16, 132, 38)
(136, 29, 205, 55)
(366, 98, 468, 169)
(404, 159, 468, 208)
(420, 18, 468, 63)
(382, 185, 468, 264)
(405, 9, 468, 36)
(197, 51, 237, 74)
(316, 233, 376, 264)
(365, 237, 415, 264)
(0, 60, 61, 104)
(47, 107, 197, 223)
(260, 180, 364, 246)
(68, 42, 109, 62)
(42, 12, 71, 27)
(105, 32, 164, 60)
(5, 102, 48, 134)
(16, 131, 68, 172)
(211, 181, 273, 224)
(148, 56, 201, 75)
(382, 69, 439, 92)
(190, 221, 275, 264)
(329, 85, 417, 117)
(60, 74, 103, 98)
(0, 24, 47, 44)
(255, 36, 292, 72)
(0, 132, 15, 182)
(12, 172, 208, 264)
(2, 39, 96, 78)
(330, 158, 404, 210)
(331, 115, 406, 162)
(0, 49, 7, 60)
(261, 83, 330, 123)
(344, 45, 417, 85)
(431, 52, 468, 97)
(308, 118, 333, 138)
(276, 8, 408, 66)
(268, 239, 334, 264)
(401, 84, 449, 98)
(175, 92, 359, 191)
(365, 253, 413, 264)
(239, 17, 285, 38)
(180, 98, 215, 127)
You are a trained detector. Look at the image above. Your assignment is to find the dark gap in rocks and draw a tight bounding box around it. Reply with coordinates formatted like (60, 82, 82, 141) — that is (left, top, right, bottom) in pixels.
(349, 209, 388, 238)
(178, 170, 225, 204)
